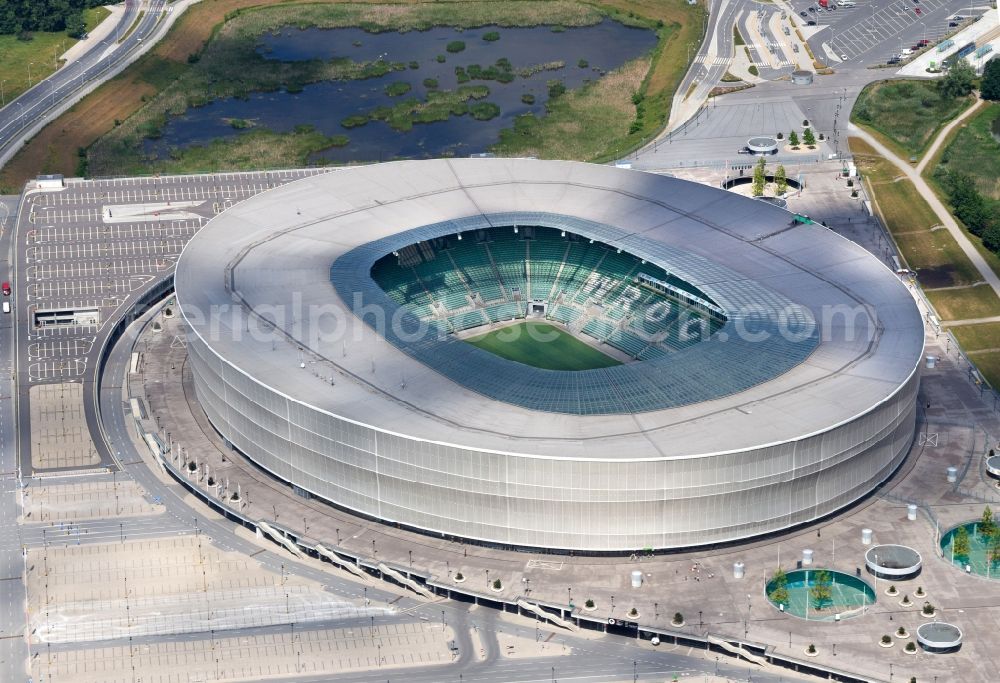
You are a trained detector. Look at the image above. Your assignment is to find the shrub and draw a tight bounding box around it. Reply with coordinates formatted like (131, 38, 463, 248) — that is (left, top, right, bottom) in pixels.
(851, 189, 859, 198)
(788, 131, 799, 146)
(901, 594, 911, 605)
(802, 119, 809, 127)
(802, 128, 816, 146)
(585, 598, 594, 608)
(436, 54, 446, 63)
(454, 571, 463, 580)
(492, 578, 502, 590)
(229, 118, 250, 130)
(905, 641, 917, 652)
(922, 601, 935, 615)
(673, 612, 683, 624)
(341, 115, 369, 129)
(469, 102, 500, 121)
(881, 634, 892, 644)
(521, 93, 535, 105)
(446, 41, 466, 53)
(423, 78, 439, 89)
(578, 59, 589, 68)
(915, 586, 925, 596)
(982, 57, 1000, 100)
(807, 643, 816, 654)
(483, 31, 500, 42)
(548, 81, 566, 98)
(628, 607, 639, 617)
(897, 626, 907, 636)
(776, 132, 783, 140)
(847, 179, 854, 187)
(385, 82, 412, 97)
(187, 53, 200, 64)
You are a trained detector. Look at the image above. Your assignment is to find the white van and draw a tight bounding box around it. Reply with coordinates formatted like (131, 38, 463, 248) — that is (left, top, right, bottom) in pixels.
(3, 301, 10, 314)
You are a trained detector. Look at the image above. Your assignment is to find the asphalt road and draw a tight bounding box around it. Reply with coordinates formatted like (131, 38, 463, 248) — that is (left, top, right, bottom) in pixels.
(0, 0, 169, 167)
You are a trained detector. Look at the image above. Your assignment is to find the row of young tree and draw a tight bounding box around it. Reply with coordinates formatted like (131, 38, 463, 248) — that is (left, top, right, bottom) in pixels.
(935, 169, 1000, 256)
(0, 0, 104, 39)
(767, 567, 833, 611)
(751, 157, 788, 197)
(951, 505, 1000, 565)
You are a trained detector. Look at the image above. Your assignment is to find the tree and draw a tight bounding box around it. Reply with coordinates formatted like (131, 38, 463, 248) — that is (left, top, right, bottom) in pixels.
(809, 570, 833, 610)
(768, 566, 790, 606)
(802, 127, 816, 147)
(982, 57, 1000, 101)
(953, 525, 971, 560)
(990, 534, 1000, 567)
(775, 165, 788, 194)
(939, 60, 976, 98)
(981, 506, 997, 541)
(752, 156, 766, 197)
(788, 131, 800, 147)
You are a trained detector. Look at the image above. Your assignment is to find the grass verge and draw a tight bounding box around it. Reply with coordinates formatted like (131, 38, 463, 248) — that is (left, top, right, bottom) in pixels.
(951, 322, 1000, 351)
(925, 285, 1000, 321)
(851, 79, 973, 159)
(965, 350, 1000, 389)
(465, 321, 621, 370)
(0, 7, 110, 105)
(849, 137, 980, 288)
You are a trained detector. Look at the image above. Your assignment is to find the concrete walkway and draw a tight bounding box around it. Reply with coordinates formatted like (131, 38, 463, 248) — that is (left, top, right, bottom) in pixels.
(59, 4, 126, 65)
(848, 105, 1000, 302)
(942, 315, 1000, 327)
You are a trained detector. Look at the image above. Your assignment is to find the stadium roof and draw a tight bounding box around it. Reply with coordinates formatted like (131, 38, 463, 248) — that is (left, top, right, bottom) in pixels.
(176, 159, 924, 460)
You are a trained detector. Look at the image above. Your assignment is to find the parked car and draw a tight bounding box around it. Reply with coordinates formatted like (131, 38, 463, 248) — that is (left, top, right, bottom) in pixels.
(887, 57, 901, 64)
(915, 8, 922, 15)
(1, 282, 9, 296)
(948, 21, 959, 27)
(800, 10, 808, 16)
(807, 19, 817, 25)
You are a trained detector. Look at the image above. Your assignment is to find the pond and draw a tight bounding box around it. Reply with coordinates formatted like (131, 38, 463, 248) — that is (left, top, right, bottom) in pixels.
(143, 20, 657, 163)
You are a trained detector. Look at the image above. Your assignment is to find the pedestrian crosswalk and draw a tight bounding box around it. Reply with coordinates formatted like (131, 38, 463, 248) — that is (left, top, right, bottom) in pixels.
(701, 51, 796, 69)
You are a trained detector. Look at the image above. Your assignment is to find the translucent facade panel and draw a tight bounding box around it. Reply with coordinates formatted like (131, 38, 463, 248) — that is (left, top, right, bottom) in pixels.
(187, 330, 918, 551)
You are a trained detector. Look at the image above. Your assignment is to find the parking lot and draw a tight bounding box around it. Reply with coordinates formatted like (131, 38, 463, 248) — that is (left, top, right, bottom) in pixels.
(786, 0, 983, 64)
(13, 168, 333, 473)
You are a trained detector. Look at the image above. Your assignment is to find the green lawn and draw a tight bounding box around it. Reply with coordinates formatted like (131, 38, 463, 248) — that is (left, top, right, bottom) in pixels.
(967, 350, 1000, 389)
(851, 80, 973, 158)
(465, 321, 621, 371)
(0, 7, 110, 104)
(850, 137, 981, 288)
(951, 322, 1000, 351)
(926, 285, 1000, 321)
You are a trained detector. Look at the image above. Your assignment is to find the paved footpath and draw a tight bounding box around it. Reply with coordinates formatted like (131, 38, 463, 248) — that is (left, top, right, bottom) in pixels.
(848, 100, 1000, 304)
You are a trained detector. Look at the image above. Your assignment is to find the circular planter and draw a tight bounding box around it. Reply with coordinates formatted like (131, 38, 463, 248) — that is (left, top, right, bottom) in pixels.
(453, 574, 466, 584)
(885, 587, 899, 597)
(878, 639, 895, 648)
(628, 611, 641, 620)
(894, 630, 909, 639)
(582, 603, 597, 612)
(804, 647, 819, 657)
(903, 644, 918, 655)
(916, 622, 962, 653)
(489, 584, 504, 593)
(899, 598, 914, 608)
(914, 589, 927, 598)
(866, 545, 922, 580)
(671, 619, 684, 627)
(921, 609, 937, 619)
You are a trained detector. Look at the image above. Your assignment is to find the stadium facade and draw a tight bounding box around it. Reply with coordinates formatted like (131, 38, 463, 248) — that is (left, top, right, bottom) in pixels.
(176, 159, 924, 552)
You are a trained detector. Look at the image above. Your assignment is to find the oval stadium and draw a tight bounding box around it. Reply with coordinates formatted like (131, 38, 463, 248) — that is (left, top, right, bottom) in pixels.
(175, 159, 924, 552)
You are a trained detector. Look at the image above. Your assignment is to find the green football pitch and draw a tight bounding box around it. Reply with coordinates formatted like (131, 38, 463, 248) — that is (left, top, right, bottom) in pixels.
(464, 321, 622, 371)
